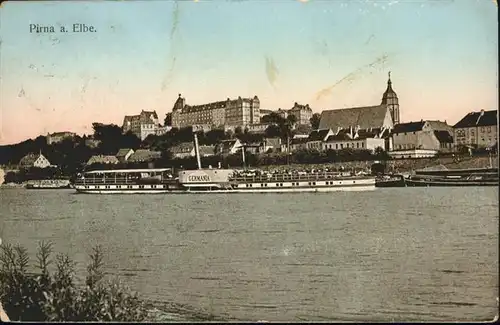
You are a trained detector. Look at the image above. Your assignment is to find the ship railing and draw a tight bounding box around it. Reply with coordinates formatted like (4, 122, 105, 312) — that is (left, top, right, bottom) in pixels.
(74, 177, 174, 185)
(229, 173, 368, 182)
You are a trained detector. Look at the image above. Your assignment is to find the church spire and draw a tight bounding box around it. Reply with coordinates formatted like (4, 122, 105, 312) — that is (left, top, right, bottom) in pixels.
(381, 71, 400, 125)
(386, 71, 393, 91)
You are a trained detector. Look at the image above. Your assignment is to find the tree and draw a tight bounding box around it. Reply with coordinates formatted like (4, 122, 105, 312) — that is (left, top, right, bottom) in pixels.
(92, 123, 122, 142)
(203, 129, 227, 145)
(234, 126, 243, 135)
(264, 125, 281, 138)
(310, 113, 321, 130)
(261, 112, 285, 125)
(374, 147, 390, 161)
(164, 112, 172, 126)
(286, 114, 297, 126)
(121, 131, 141, 149)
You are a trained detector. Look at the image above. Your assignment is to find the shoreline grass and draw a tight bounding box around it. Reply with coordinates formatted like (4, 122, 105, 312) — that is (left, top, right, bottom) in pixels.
(0, 241, 226, 322)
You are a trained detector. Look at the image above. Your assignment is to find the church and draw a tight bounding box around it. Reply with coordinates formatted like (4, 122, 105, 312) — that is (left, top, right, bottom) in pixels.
(318, 73, 400, 132)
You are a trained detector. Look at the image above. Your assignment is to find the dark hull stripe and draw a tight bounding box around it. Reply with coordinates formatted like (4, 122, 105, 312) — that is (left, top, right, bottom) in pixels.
(74, 182, 375, 194)
(406, 180, 498, 187)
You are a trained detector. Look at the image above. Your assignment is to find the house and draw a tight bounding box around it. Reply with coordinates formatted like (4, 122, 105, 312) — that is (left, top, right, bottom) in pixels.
(170, 143, 216, 159)
(115, 148, 134, 163)
(18, 152, 52, 169)
(453, 109, 498, 149)
(262, 137, 282, 153)
(170, 142, 195, 159)
(306, 129, 334, 150)
(242, 142, 263, 154)
(245, 123, 272, 134)
(322, 128, 385, 152)
(434, 130, 454, 152)
(127, 149, 162, 163)
(86, 155, 119, 165)
(288, 138, 309, 152)
(198, 145, 216, 157)
(389, 120, 454, 158)
(216, 139, 242, 155)
(46, 131, 76, 145)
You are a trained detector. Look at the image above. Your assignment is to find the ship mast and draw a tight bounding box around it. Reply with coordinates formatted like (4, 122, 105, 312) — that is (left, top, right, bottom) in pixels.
(193, 132, 202, 170)
(241, 144, 246, 169)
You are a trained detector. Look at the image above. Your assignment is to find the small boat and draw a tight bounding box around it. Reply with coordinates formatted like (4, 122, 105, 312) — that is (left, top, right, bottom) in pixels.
(375, 174, 406, 188)
(25, 179, 72, 189)
(406, 169, 499, 187)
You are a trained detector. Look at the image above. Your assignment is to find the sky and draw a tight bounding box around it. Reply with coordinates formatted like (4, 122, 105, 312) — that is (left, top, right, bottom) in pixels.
(0, 0, 498, 145)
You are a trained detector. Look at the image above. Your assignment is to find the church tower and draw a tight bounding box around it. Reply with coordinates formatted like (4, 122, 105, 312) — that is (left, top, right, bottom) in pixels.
(381, 72, 400, 125)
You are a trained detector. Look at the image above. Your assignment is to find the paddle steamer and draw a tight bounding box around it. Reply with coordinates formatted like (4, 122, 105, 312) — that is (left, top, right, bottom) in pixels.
(73, 133, 376, 194)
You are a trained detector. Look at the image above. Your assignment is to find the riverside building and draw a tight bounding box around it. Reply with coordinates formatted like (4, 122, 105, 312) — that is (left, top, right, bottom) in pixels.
(122, 110, 161, 141)
(171, 94, 260, 129)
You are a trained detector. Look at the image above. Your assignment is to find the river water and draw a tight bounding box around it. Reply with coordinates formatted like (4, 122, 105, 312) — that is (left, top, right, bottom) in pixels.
(0, 188, 498, 322)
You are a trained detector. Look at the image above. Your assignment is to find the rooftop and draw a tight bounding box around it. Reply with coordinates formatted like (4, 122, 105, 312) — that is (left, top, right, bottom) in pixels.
(319, 105, 389, 130)
(453, 110, 498, 128)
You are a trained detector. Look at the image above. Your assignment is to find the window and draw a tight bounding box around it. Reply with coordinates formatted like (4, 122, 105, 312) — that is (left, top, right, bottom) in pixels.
(488, 126, 492, 133)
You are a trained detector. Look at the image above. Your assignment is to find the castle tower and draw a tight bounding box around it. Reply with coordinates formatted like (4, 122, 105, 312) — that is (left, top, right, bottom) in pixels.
(381, 72, 400, 125)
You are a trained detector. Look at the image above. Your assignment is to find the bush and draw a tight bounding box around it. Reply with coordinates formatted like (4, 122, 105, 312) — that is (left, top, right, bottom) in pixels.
(0, 242, 149, 322)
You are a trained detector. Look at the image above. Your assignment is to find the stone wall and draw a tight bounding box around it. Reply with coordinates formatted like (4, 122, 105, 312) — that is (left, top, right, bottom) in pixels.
(258, 155, 498, 173)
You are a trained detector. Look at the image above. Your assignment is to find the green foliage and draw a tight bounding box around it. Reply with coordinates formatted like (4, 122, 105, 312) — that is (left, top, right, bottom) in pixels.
(309, 113, 321, 129)
(0, 242, 149, 322)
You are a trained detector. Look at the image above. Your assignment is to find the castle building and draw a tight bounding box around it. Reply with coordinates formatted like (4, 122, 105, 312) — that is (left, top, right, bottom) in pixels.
(122, 110, 160, 141)
(171, 94, 260, 129)
(46, 131, 76, 145)
(288, 102, 313, 125)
